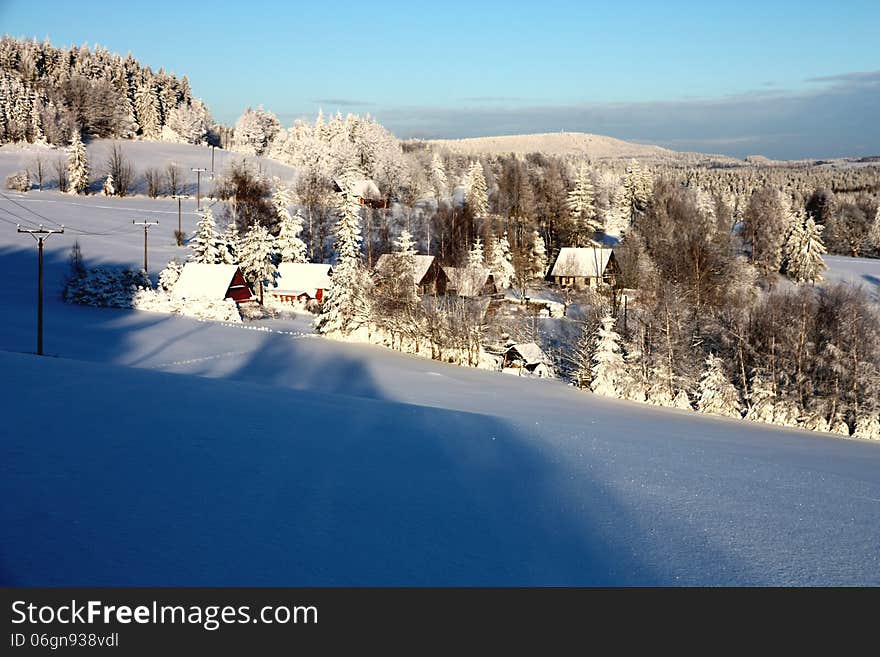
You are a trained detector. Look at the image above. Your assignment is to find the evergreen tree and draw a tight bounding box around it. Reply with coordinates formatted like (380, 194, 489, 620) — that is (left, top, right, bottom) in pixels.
(316, 188, 369, 335)
(869, 206, 880, 251)
(786, 214, 827, 284)
(273, 186, 307, 263)
(488, 233, 515, 289)
(66, 128, 89, 194)
(604, 185, 630, 237)
(745, 372, 776, 423)
(102, 172, 114, 196)
(571, 321, 594, 389)
(189, 206, 221, 264)
(567, 163, 599, 244)
(853, 414, 880, 440)
(134, 82, 161, 139)
(464, 161, 488, 217)
(158, 259, 183, 291)
(696, 354, 742, 418)
(430, 152, 448, 200)
(239, 224, 279, 304)
(468, 237, 484, 268)
(218, 219, 239, 265)
(590, 312, 626, 397)
(530, 229, 548, 280)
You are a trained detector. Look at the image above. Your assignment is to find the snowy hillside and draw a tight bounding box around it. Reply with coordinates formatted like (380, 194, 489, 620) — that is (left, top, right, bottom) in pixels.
(428, 131, 738, 164)
(1, 143, 879, 586)
(824, 255, 880, 303)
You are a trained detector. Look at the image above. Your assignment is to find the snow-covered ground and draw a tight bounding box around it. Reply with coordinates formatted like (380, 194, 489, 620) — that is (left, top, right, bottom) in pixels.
(823, 255, 880, 303)
(1, 144, 879, 585)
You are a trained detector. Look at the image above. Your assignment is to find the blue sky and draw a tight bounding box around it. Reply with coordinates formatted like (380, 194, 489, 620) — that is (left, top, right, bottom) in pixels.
(2, 0, 878, 158)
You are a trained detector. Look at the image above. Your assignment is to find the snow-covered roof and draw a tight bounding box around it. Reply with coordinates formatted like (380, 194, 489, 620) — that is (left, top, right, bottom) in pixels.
(174, 263, 242, 300)
(334, 177, 382, 200)
(443, 266, 492, 296)
(550, 247, 614, 278)
(505, 342, 548, 366)
(374, 254, 436, 284)
(272, 262, 332, 295)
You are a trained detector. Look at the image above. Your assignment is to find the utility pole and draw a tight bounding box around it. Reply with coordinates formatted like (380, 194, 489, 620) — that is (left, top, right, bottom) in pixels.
(132, 219, 159, 273)
(171, 194, 190, 244)
(191, 167, 207, 210)
(211, 145, 216, 174)
(17, 224, 64, 356)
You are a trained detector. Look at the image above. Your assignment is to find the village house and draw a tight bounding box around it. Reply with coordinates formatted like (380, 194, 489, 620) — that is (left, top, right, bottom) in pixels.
(443, 265, 497, 297)
(374, 253, 448, 296)
(332, 177, 386, 208)
(270, 262, 333, 303)
(501, 342, 554, 378)
(549, 247, 619, 289)
(173, 263, 253, 303)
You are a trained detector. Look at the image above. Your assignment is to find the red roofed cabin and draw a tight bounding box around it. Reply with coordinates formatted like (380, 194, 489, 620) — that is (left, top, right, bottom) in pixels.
(173, 263, 254, 303)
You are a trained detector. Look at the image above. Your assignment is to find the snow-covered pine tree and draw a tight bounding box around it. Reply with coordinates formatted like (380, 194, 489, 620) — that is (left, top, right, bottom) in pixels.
(102, 173, 115, 196)
(571, 320, 594, 390)
(273, 185, 307, 263)
(604, 185, 631, 237)
(134, 82, 161, 139)
(530, 230, 547, 280)
(590, 312, 627, 397)
(782, 212, 805, 276)
(696, 354, 743, 418)
(488, 233, 515, 289)
(672, 389, 692, 410)
(218, 219, 239, 265)
(468, 237, 484, 268)
(745, 372, 776, 423)
(567, 163, 599, 245)
(189, 206, 221, 264)
(869, 206, 880, 252)
(646, 361, 676, 407)
(431, 152, 448, 200)
(67, 128, 89, 194)
(464, 161, 488, 217)
(853, 413, 880, 440)
(786, 214, 827, 284)
(158, 260, 183, 291)
(238, 224, 279, 304)
(316, 187, 369, 335)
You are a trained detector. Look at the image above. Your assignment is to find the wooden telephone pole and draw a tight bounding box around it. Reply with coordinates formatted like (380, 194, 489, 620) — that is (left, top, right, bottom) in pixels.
(171, 194, 190, 244)
(191, 167, 207, 210)
(17, 224, 64, 356)
(132, 219, 159, 272)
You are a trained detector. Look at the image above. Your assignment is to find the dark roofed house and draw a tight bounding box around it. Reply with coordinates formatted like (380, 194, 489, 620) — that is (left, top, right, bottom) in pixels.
(374, 253, 448, 296)
(502, 342, 553, 378)
(549, 247, 618, 289)
(443, 265, 497, 297)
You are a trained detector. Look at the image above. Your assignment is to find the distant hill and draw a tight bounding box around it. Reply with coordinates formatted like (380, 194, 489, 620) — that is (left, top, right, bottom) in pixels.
(428, 131, 739, 164)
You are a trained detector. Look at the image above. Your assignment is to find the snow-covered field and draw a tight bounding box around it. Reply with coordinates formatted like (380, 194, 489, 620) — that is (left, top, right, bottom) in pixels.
(1, 143, 879, 586)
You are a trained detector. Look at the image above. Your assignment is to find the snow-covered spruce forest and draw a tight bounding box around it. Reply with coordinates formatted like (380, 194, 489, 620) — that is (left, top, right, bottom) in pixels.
(2, 38, 880, 443)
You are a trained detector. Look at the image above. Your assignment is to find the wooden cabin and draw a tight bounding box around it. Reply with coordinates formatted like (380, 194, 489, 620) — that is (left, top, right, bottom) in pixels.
(374, 254, 448, 296)
(173, 263, 253, 303)
(549, 247, 618, 289)
(270, 263, 333, 303)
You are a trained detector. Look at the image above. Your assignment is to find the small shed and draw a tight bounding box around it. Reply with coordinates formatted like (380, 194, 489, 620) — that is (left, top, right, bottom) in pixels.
(550, 247, 618, 289)
(502, 342, 553, 378)
(332, 177, 386, 208)
(270, 263, 333, 303)
(443, 265, 497, 297)
(174, 263, 253, 303)
(374, 254, 448, 296)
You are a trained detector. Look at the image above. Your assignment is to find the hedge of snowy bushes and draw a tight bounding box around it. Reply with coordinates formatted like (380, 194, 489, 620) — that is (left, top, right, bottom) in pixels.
(63, 257, 241, 323)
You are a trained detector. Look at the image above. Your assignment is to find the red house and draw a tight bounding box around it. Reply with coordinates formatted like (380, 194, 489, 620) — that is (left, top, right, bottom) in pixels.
(173, 263, 254, 303)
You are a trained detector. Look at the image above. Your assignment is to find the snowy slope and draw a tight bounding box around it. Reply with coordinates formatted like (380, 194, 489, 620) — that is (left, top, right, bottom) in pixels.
(1, 144, 879, 586)
(823, 255, 880, 303)
(3, 350, 879, 586)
